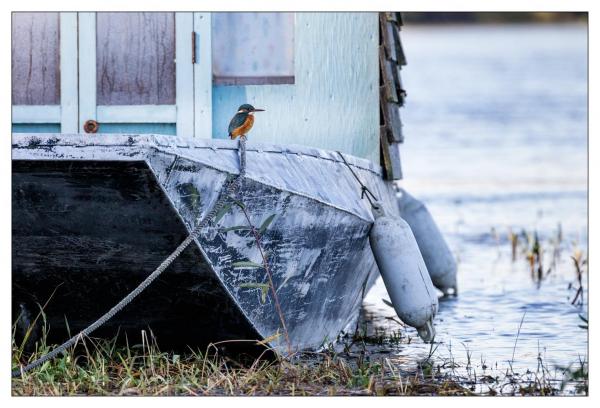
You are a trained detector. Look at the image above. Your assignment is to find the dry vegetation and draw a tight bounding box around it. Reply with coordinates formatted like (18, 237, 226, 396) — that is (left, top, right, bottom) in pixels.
(12, 323, 587, 396)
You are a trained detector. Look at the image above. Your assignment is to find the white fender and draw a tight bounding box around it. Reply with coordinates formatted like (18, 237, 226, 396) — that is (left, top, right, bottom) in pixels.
(397, 188, 458, 296)
(369, 203, 438, 342)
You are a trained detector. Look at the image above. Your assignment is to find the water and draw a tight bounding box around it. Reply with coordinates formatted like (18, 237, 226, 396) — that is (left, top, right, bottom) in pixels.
(363, 23, 588, 393)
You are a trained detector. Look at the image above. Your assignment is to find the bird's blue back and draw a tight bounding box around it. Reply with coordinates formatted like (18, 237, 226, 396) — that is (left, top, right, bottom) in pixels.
(228, 112, 250, 136)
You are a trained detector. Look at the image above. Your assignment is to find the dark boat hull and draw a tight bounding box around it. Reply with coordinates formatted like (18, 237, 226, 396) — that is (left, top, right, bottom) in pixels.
(13, 160, 261, 348)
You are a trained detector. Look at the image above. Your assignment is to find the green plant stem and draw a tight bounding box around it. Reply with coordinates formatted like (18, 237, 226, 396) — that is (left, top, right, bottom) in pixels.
(238, 205, 292, 355)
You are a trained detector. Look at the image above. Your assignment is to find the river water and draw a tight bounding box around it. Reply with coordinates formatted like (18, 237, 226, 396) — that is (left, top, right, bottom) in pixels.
(363, 23, 588, 393)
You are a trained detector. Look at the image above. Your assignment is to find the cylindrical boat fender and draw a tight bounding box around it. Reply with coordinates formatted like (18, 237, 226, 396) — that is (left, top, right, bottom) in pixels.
(397, 188, 458, 296)
(369, 203, 438, 342)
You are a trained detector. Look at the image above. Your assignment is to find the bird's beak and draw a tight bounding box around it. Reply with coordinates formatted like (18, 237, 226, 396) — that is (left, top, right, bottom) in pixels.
(252, 108, 265, 112)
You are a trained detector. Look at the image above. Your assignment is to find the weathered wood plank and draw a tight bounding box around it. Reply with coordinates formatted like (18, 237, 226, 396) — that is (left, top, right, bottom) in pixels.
(176, 13, 194, 138)
(193, 13, 213, 139)
(379, 46, 398, 103)
(96, 13, 176, 105)
(11, 13, 60, 105)
(393, 24, 407, 66)
(391, 62, 407, 107)
(60, 13, 79, 133)
(380, 128, 393, 179)
(384, 12, 398, 23)
(384, 12, 404, 27)
(12, 105, 60, 123)
(379, 14, 397, 62)
(97, 105, 176, 123)
(397, 12, 404, 27)
(78, 13, 97, 132)
(388, 140, 403, 180)
(380, 92, 403, 143)
(379, 131, 402, 180)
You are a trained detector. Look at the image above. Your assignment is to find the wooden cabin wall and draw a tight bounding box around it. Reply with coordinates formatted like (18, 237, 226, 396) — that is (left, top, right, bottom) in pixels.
(12, 13, 380, 164)
(212, 13, 380, 164)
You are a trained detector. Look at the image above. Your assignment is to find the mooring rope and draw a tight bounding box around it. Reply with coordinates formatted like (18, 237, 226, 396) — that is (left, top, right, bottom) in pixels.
(12, 136, 248, 378)
(337, 151, 379, 207)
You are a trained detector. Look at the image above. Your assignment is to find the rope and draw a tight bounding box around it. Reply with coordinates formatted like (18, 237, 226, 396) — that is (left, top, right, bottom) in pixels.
(12, 136, 248, 378)
(337, 151, 379, 207)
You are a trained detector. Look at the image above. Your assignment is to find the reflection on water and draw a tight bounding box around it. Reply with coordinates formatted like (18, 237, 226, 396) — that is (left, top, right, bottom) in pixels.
(363, 23, 587, 393)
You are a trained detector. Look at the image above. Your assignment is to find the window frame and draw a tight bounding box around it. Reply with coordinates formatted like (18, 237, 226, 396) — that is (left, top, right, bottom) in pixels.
(13, 12, 302, 139)
(11, 12, 78, 133)
(211, 12, 295, 86)
(78, 12, 194, 137)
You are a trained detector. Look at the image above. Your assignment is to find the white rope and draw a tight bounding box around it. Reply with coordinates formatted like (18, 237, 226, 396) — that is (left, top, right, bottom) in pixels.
(12, 136, 248, 378)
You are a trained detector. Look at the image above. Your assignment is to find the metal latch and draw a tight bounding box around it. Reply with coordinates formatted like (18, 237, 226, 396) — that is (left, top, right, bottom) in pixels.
(192, 31, 197, 64)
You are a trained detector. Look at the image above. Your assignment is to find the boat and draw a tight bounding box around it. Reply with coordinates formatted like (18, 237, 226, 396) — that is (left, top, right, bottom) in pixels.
(12, 12, 453, 354)
(12, 133, 404, 352)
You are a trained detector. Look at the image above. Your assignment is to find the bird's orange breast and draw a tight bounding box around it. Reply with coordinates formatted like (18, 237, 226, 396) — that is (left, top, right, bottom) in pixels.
(230, 115, 255, 138)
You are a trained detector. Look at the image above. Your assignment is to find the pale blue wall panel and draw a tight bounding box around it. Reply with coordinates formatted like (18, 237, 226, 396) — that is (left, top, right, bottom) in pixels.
(97, 123, 176, 135)
(13, 124, 61, 133)
(212, 13, 380, 164)
(13, 122, 176, 137)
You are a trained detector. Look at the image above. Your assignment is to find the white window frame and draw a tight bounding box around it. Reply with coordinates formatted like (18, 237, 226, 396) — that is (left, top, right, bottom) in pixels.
(77, 12, 195, 137)
(11, 12, 78, 132)
(193, 13, 212, 139)
(13, 12, 215, 139)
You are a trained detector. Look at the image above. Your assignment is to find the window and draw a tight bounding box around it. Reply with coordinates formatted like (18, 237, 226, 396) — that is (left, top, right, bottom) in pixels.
(12, 12, 294, 137)
(12, 13, 60, 106)
(212, 13, 295, 85)
(96, 13, 176, 105)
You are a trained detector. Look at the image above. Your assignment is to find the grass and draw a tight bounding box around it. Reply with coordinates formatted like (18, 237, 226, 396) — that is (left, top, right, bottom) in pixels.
(12, 316, 588, 396)
(508, 225, 588, 312)
(11, 328, 472, 396)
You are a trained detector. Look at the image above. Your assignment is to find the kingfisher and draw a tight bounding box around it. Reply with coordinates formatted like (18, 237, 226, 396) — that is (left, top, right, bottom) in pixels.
(228, 104, 265, 139)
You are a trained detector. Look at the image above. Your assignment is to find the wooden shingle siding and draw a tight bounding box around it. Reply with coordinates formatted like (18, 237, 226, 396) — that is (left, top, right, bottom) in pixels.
(379, 47, 398, 104)
(379, 12, 406, 180)
(392, 64, 406, 107)
(379, 92, 402, 143)
(380, 14, 398, 62)
(380, 130, 402, 180)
